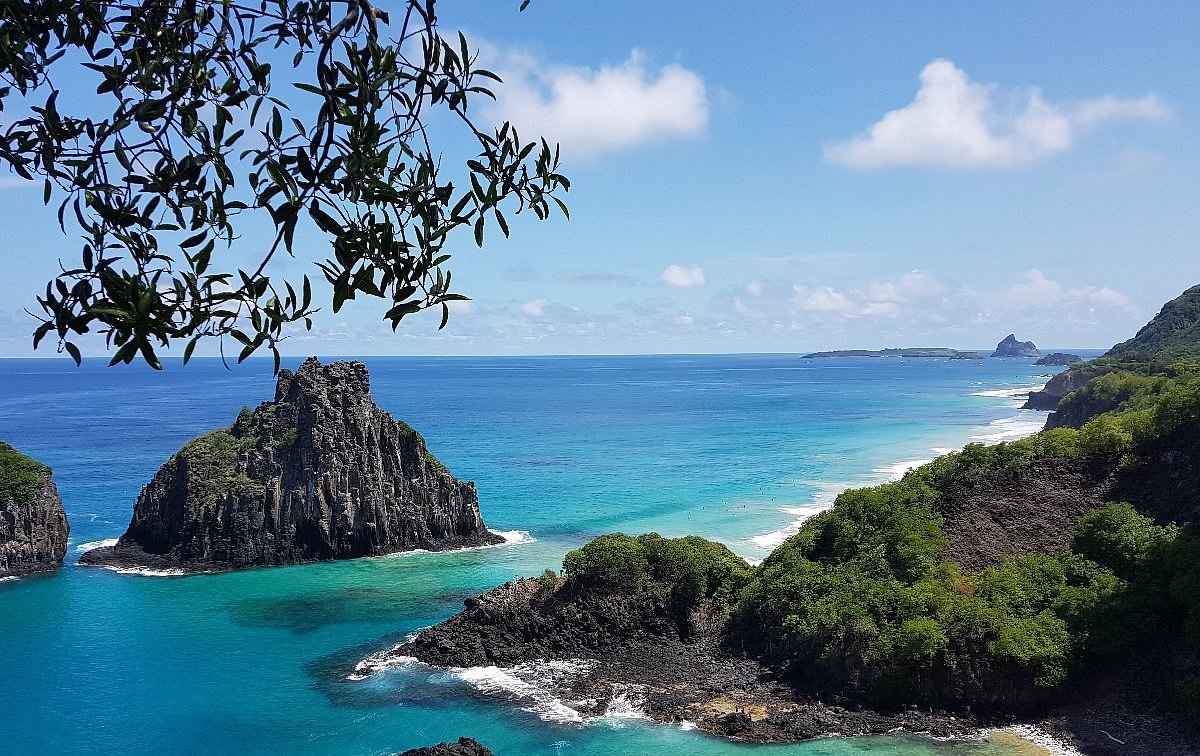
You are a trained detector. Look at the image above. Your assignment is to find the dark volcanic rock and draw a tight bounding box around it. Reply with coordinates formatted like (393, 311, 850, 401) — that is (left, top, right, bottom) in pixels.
(991, 334, 1041, 358)
(82, 358, 501, 572)
(399, 738, 493, 756)
(935, 422, 1200, 571)
(0, 441, 69, 578)
(1023, 363, 1108, 412)
(1035, 352, 1083, 366)
(934, 457, 1113, 571)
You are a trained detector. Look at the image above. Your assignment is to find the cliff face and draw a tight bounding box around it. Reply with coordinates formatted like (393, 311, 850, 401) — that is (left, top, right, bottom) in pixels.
(83, 358, 501, 571)
(1023, 364, 1107, 412)
(0, 442, 69, 578)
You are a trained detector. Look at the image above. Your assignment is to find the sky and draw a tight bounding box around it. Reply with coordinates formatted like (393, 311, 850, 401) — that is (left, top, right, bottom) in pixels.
(2, 1, 1198, 357)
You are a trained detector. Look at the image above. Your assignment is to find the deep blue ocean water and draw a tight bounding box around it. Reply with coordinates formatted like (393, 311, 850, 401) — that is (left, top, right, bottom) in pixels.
(0, 353, 1095, 755)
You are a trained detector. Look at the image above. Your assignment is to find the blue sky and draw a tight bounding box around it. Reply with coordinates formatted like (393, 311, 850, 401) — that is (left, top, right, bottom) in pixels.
(2, 1, 1198, 357)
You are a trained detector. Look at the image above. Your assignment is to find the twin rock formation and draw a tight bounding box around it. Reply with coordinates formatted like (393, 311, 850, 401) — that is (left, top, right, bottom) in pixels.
(83, 358, 500, 572)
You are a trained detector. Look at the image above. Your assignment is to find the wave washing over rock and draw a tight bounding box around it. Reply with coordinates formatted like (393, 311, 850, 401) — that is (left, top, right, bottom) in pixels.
(82, 358, 502, 572)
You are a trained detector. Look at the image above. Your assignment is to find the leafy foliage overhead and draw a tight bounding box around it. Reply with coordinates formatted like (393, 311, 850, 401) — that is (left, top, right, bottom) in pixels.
(0, 0, 569, 370)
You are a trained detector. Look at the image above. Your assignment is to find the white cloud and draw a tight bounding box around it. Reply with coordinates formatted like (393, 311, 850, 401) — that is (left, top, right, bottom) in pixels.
(661, 264, 707, 288)
(825, 58, 1168, 169)
(673, 314, 695, 327)
(445, 300, 475, 316)
(994, 269, 1132, 309)
(521, 298, 547, 317)
(481, 45, 708, 159)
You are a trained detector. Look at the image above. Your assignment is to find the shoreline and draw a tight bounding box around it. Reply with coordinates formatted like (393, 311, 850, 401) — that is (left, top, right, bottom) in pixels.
(74, 528, 532, 578)
(745, 376, 1050, 553)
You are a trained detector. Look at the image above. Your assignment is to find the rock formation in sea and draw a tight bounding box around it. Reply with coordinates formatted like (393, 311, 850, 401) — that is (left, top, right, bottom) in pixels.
(399, 738, 494, 756)
(991, 334, 1041, 358)
(0, 441, 69, 578)
(82, 358, 502, 571)
(1035, 352, 1083, 366)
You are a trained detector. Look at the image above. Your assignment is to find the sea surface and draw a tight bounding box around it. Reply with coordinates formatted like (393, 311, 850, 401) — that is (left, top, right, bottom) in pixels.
(0, 353, 1096, 755)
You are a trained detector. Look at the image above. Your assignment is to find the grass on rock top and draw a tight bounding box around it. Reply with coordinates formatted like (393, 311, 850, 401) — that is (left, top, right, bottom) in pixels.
(0, 441, 48, 504)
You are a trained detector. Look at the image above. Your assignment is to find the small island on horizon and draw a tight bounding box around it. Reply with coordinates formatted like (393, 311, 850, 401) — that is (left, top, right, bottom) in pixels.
(802, 347, 983, 359)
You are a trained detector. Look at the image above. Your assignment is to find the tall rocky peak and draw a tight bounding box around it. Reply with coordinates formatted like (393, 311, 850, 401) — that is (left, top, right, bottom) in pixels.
(991, 334, 1041, 358)
(0, 441, 69, 578)
(82, 358, 502, 572)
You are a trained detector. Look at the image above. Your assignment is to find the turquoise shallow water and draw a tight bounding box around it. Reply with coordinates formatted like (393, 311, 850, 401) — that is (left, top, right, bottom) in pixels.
(0, 354, 1090, 755)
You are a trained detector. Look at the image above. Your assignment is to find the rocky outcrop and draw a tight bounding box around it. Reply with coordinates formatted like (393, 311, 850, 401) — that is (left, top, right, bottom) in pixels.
(1023, 364, 1108, 411)
(1035, 353, 1083, 366)
(399, 738, 494, 756)
(382, 578, 987, 744)
(991, 334, 1041, 358)
(0, 441, 69, 578)
(82, 358, 501, 572)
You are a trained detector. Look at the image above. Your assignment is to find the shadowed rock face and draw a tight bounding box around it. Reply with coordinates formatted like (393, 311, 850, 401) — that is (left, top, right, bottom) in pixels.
(992, 334, 1041, 358)
(0, 442, 69, 578)
(83, 358, 501, 571)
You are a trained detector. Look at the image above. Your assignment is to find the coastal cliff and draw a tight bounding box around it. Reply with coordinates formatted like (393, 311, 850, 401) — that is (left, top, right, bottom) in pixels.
(0, 442, 69, 578)
(83, 358, 501, 571)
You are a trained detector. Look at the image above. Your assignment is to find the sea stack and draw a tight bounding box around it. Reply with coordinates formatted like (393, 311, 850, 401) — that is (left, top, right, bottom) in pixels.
(0, 441, 69, 578)
(991, 334, 1041, 358)
(82, 358, 502, 572)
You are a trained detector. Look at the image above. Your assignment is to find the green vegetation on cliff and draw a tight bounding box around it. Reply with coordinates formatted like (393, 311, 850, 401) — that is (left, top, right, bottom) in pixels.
(0, 441, 48, 504)
(1106, 284, 1200, 362)
(556, 284, 1200, 718)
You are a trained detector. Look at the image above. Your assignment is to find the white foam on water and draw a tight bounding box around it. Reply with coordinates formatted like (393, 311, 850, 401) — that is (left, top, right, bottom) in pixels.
(678, 720, 698, 731)
(971, 384, 1045, 399)
(994, 725, 1084, 756)
(871, 459, 934, 481)
(347, 648, 420, 681)
(382, 529, 536, 559)
(749, 482, 852, 549)
(75, 538, 118, 553)
(592, 691, 650, 725)
(93, 565, 201, 577)
(440, 659, 596, 724)
(0, 576, 17, 583)
(747, 378, 1051, 553)
(491, 529, 536, 546)
(970, 412, 1048, 443)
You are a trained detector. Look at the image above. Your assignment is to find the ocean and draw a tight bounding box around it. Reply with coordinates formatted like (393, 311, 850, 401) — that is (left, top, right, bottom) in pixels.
(0, 353, 1090, 755)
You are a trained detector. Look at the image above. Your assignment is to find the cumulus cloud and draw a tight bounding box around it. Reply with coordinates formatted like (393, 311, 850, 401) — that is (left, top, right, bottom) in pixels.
(673, 314, 695, 326)
(825, 59, 1168, 169)
(521, 298, 547, 317)
(720, 269, 1134, 340)
(994, 269, 1132, 309)
(661, 264, 707, 288)
(480, 45, 708, 159)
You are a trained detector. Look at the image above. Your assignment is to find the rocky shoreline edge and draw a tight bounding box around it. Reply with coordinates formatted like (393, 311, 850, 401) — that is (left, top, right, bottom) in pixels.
(77, 528, 525, 575)
(353, 578, 1198, 756)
